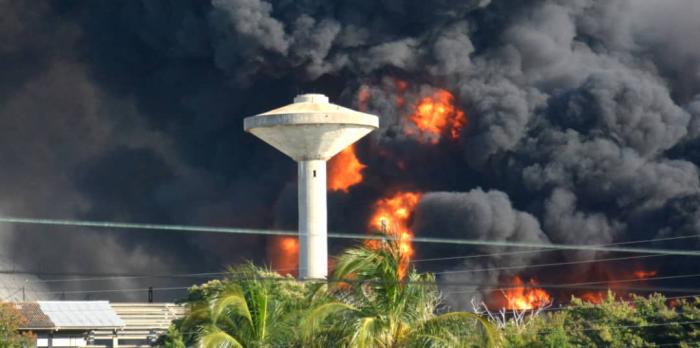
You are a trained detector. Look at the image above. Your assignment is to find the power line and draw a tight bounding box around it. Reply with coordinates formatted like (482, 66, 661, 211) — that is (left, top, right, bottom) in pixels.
(16, 271, 700, 296)
(442, 272, 700, 297)
(39, 286, 190, 295)
(433, 254, 664, 275)
(32, 272, 227, 283)
(0, 250, 673, 284)
(16, 254, 664, 284)
(412, 232, 700, 264)
(2, 216, 700, 256)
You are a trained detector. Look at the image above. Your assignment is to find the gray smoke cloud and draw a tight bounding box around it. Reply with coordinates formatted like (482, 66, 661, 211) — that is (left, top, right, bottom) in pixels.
(1, 0, 700, 305)
(413, 189, 549, 309)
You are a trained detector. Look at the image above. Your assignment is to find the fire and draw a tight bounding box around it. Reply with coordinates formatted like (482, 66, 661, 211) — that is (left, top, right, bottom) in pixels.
(354, 80, 466, 144)
(328, 145, 366, 192)
(633, 270, 657, 279)
(407, 89, 467, 144)
(267, 236, 298, 276)
(368, 192, 422, 278)
(580, 291, 607, 304)
(573, 268, 658, 304)
(501, 276, 551, 310)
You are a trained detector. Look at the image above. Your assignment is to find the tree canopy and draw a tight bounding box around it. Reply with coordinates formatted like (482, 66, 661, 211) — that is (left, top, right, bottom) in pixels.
(0, 302, 34, 348)
(158, 242, 700, 347)
(160, 241, 497, 347)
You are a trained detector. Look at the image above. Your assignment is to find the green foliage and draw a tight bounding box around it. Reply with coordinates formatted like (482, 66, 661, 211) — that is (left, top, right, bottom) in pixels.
(159, 242, 497, 348)
(503, 291, 700, 348)
(0, 302, 34, 348)
(160, 263, 324, 347)
(157, 325, 186, 348)
(158, 241, 700, 348)
(300, 240, 499, 348)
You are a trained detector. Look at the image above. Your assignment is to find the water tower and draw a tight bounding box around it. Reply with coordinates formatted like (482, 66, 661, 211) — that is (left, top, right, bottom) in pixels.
(244, 94, 379, 279)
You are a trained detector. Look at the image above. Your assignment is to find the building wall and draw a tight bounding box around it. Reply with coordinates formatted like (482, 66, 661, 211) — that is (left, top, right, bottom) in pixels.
(36, 332, 87, 347)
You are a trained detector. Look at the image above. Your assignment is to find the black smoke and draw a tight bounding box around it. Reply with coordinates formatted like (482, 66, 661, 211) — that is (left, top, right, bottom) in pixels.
(1, 0, 699, 305)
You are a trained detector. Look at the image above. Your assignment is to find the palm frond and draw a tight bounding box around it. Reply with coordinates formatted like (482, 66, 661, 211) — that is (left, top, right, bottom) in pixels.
(248, 283, 269, 341)
(211, 284, 254, 328)
(351, 316, 384, 348)
(300, 302, 358, 342)
(197, 325, 244, 348)
(404, 333, 453, 348)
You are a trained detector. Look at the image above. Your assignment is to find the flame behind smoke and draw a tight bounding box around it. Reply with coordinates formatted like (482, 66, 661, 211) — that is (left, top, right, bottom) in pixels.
(580, 291, 607, 304)
(576, 266, 657, 303)
(406, 89, 467, 144)
(328, 145, 365, 192)
(499, 276, 552, 310)
(368, 192, 422, 278)
(579, 268, 659, 303)
(633, 270, 657, 279)
(267, 236, 298, 276)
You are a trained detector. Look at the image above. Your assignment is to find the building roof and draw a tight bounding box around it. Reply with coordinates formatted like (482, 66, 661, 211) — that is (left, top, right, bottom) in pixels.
(16, 301, 124, 330)
(93, 303, 185, 340)
(14, 302, 53, 329)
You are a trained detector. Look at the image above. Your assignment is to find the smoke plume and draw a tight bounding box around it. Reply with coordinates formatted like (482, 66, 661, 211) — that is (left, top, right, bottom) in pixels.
(1, 0, 700, 305)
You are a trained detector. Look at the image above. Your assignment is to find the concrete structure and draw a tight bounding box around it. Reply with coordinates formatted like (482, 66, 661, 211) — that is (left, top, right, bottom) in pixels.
(15, 301, 124, 347)
(244, 94, 379, 279)
(15, 301, 184, 348)
(94, 303, 185, 348)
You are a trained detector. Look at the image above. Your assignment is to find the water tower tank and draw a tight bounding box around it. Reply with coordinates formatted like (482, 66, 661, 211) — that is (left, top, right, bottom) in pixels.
(244, 94, 379, 279)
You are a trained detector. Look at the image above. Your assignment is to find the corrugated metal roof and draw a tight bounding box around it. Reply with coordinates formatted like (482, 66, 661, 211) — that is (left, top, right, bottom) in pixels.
(38, 301, 124, 329)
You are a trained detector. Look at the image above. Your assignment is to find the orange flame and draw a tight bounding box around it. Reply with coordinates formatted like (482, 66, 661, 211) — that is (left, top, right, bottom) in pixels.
(267, 236, 298, 276)
(574, 268, 657, 304)
(633, 270, 657, 279)
(368, 192, 422, 278)
(580, 291, 607, 304)
(407, 89, 467, 144)
(328, 145, 366, 192)
(501, 276, 551, 310)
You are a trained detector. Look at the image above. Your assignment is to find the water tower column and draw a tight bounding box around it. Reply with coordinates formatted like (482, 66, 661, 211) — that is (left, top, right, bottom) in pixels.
(298, 159, 328, 279)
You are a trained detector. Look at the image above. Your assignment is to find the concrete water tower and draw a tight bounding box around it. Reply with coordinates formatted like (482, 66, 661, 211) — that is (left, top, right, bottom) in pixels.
(244, 94, 379, 279)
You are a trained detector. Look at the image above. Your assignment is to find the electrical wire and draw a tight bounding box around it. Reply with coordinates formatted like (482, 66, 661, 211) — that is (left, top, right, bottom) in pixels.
(442, 272, 700, 295)
(12, 271, 700, 297)
(412, 231, 700, 264)
(432, 254, 664, 275)
(14, 253, 664, 284)
(1, 216, 700, 256)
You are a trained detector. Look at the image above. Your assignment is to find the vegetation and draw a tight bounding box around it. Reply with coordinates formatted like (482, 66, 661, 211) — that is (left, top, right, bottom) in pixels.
(159, 241, 700, 347)
(160, 241, 497, 347)
(159, 263, 318, 347)
(300, 242, 498, 347)
(0, 302, 34, 348)
(501, 292, 700, 348)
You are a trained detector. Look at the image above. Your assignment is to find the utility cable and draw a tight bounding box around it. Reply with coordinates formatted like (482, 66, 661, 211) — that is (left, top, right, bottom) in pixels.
(432, 254, 664, 276)
(21, 271, 700, 296)
(17, 253, 664, 284)
(412, 232, 700, 264)
(1, 216, 700, 256)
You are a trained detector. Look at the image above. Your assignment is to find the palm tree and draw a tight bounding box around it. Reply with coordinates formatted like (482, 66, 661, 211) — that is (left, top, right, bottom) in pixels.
(180, 264, 311, 347)
(300, 240, 500, 348)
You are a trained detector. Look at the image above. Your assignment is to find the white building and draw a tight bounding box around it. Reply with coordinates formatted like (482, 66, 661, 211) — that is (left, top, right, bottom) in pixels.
(15, 301, 184, 347)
